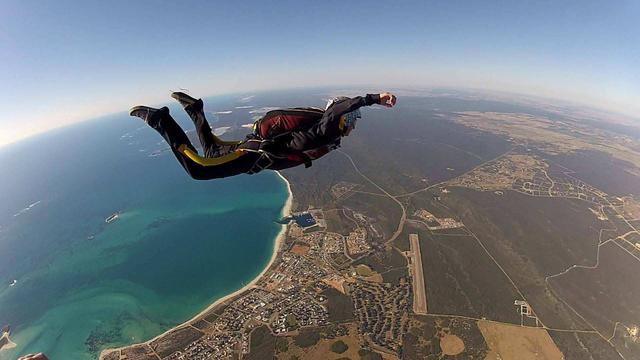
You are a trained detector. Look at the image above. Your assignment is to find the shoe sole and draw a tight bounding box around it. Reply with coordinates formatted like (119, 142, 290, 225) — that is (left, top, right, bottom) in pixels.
(171, 92, 198, 106)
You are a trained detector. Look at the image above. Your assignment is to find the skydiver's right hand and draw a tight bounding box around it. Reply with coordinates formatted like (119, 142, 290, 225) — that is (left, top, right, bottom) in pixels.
(379, 92, 397, 107)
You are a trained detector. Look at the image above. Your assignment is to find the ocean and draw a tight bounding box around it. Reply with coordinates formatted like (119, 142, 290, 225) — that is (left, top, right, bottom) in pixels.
(0, 107, 288, 359)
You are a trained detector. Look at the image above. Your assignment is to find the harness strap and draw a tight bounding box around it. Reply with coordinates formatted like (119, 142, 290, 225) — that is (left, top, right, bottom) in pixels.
(242, 149, 276, 174)
(286, 152, 312, 168)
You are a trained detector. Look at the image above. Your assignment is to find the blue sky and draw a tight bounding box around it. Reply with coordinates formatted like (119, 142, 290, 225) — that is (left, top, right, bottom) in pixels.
(1, 0, 638, 146)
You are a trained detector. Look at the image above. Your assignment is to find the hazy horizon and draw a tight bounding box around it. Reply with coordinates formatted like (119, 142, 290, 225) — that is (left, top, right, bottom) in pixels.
(1, 0, 638, 146)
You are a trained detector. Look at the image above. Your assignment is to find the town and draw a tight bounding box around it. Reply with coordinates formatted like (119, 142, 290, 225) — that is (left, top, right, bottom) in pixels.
(103, 204, 424, 360)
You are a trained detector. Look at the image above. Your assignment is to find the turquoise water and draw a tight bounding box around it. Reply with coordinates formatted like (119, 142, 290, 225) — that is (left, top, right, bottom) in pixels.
(0, 109, 288, 359)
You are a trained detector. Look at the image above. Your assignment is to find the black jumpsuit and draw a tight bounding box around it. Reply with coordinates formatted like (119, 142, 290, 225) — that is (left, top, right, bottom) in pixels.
(147, 94, 381, 180)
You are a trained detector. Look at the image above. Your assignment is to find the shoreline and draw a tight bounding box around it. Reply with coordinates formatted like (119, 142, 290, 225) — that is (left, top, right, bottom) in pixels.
(100, 171, 293, 358)
(0, 332, 17, 352)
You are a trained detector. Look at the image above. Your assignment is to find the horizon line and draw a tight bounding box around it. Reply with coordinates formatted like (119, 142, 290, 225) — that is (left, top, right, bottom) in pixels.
(0, 84, 637, 150)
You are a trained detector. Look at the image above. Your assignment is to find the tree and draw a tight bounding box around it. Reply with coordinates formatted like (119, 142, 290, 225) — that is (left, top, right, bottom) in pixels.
(331, 340, 349, 354)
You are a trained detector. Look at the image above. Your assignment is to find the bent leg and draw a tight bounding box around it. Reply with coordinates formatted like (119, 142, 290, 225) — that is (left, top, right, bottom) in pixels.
(148, 107, 256, 180)
(182, 99, 221, 157)
(146, 107, 209, 179)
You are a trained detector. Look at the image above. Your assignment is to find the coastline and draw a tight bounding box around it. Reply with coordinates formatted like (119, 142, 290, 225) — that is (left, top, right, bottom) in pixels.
(100, 171, 293, 358)
(0, 332, 17, 352)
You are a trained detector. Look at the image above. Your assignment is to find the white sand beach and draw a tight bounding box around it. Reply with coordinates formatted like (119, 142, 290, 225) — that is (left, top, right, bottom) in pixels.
(100, 171, 293, 358)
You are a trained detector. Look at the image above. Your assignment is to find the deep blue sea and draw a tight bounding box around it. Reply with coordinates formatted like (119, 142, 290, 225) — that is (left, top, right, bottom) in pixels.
(0, 99, 288, 359)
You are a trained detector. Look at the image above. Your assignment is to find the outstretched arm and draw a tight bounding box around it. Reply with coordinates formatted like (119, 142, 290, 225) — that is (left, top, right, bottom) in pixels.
(283, 92, 397, 152)
(328, 92, 396, 115)
(327, 93, 381, 115)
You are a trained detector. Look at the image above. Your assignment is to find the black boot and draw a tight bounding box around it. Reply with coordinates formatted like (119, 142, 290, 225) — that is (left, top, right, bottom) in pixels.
(129, 106, 168, 128)
(171, 92, 202, 110)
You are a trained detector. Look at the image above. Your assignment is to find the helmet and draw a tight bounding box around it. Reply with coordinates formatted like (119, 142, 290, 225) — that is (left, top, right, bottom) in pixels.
(326, 97, 361, 136)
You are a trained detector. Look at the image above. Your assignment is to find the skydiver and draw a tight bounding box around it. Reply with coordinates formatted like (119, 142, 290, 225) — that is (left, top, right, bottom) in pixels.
(129, 91, 397, 180)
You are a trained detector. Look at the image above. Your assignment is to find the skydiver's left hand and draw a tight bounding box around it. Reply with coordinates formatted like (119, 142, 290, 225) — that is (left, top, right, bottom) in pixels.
(379, 92, 397, 107)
